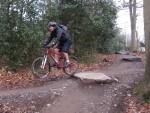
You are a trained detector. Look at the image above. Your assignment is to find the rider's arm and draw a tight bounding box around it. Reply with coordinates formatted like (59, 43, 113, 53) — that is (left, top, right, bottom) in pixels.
(43, 35, 53, 47)
(56, 27, 63, 41)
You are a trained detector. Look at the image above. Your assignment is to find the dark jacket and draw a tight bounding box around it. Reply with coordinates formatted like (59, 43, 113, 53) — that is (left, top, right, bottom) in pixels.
(43, 25, 70, 47)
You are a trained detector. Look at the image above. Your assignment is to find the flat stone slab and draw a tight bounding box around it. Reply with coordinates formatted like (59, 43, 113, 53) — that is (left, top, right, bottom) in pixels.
(116, 51, 130, 55)
(122, 55, 142, 62)
(74, 72, 113, 83)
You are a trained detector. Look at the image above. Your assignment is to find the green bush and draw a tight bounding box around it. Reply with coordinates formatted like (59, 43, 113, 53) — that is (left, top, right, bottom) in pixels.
(0, 0, 121, 68)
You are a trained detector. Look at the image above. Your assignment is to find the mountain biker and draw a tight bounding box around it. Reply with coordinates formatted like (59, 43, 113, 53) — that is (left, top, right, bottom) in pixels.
(43, 21, 72, 67)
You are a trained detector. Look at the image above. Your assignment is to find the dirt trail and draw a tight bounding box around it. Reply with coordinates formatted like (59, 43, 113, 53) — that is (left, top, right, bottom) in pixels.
(0, 55, 144, 113)
(41, 55, 144, 113)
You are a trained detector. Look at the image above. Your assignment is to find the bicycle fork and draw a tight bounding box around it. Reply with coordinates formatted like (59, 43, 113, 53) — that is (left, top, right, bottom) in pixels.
(41, 55, 47, 69)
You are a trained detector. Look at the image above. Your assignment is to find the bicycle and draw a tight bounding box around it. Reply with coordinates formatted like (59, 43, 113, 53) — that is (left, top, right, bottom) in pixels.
(31, 45, 78, 79)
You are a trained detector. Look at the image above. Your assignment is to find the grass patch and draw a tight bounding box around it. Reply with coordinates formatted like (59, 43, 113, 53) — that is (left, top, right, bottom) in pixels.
(134, 82, 150, 103)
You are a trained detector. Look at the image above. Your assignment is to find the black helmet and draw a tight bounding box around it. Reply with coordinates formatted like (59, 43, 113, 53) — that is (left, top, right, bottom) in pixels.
(48, 21, 57, 28)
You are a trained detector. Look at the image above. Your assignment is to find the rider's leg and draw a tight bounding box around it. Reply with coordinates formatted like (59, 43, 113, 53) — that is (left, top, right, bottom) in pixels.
(63, 52, 70, 63)
(62, 40, 72, 64)
(54, 48, 59, 63)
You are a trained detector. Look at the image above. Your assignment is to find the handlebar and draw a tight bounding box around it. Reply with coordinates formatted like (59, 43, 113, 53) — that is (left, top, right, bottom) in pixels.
(42, 40, 58, 49)
(42, 42, 57, 49)
(43, 46, 52, 49)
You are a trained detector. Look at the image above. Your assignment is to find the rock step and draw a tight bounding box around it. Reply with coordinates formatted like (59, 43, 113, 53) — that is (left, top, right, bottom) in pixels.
(74, 72, 117, 83)
(122, 55, 142, 62)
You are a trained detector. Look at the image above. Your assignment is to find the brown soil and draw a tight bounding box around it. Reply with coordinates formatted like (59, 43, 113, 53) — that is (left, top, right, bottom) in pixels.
(0, 54, 145, 113)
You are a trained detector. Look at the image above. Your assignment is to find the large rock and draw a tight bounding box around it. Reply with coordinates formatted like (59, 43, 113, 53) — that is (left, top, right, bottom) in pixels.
(122, 55, 142, 62)
(74, 72, 114, 83)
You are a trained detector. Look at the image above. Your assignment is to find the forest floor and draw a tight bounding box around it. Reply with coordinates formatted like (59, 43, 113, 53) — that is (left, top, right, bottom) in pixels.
(0, 53, 149, 113)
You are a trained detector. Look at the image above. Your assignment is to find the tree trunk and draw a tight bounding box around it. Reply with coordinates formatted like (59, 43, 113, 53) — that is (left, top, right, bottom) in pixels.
(59, 0, 64, 24)
(144, 0, 150, 83)
(129, 0, 137, 51)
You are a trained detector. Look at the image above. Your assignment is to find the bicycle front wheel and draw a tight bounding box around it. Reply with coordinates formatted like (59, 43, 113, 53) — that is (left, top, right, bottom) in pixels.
(63, 56, 79, 76)
(32, 57, 50, 78)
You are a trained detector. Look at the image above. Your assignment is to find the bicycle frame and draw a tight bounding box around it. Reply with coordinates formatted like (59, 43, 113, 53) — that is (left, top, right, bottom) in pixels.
(41, 54, 48, 69)
(41, 48, 65, 69)
(48, 48, 65, 60)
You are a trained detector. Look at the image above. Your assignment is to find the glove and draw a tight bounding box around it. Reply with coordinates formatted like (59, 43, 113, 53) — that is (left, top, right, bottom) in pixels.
(51, 42, 56, 46)
(42, 43, 47, 48)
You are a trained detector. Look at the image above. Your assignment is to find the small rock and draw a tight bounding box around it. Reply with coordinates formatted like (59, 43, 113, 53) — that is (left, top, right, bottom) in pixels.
(31, 101, 35, 104)
(89, 85, 92, 89)
(114, 94, 117, 96)
(20, 95, 25, 98)
(47, 104, 51, 107)
(114, 104, 117, 107)
(119, 92, 123, 95)
(127, 94, 131, 97)
(125, 85, 131, 89)
(53, 92, 61, 96)
(8, 71, 12, 75)
(90, 102, 94, 106)
(17, 108, 21, 111)
(6, 102, 9, 105)
(100, 102, 103, 105)
(113, 78, 119, 82)
(114, 88, 118, 91)
(31, 106, 36, 110)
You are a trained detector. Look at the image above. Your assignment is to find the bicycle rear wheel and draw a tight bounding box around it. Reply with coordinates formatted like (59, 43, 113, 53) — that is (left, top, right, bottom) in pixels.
(63, 56, 78, 76)
(32, 57, 50, 78)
